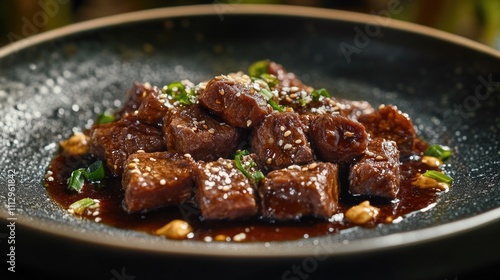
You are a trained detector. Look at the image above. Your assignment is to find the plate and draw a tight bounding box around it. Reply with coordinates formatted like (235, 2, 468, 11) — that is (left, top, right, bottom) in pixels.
(1, 4, 499, 280)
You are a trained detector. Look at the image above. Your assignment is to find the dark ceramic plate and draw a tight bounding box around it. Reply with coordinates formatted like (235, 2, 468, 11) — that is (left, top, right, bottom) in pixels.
(1, 4, 499, 280)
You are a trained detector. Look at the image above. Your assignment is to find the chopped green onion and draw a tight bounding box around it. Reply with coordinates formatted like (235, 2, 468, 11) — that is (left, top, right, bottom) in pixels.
(69, 198, 97, 215)
(252, 170, 265, 182)
(422, 170, 453, 184)
(311, 88, 331, 101)
(85, 160, 105, 181)
(248, 59, 270, 78)
(68, 160, 105, 192)
(234, 150, 264, 184)
(68, 169, 85, 192)
(259, 73, 279, 87)
(95, 114, 115, 124)
(162, 81, 196, 105)
(425, 145, 452, 161)
(259, 88, 284, 112)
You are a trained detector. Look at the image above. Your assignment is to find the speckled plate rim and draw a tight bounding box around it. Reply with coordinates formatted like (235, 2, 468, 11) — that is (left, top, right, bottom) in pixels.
(1, 4, 499, 258)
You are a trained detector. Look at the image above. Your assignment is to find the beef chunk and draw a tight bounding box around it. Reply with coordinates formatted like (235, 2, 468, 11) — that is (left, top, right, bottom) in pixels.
(349, 138, 400, 199)
(357, 105, 415, 155)
(259, 162, 340, 221)
(198, 73, 272, 128)
(163, 104, 243, 162)
(115, 82, 154, 119)
(89, 117, 166, 175)
(122, 151, 195, 213)
(194, 158, 258, 220)
(309, 114, 368, 164)
(335, 99, 375, 121)
(135, 84, 169, 126)
(251, 112, 314, 171)
(267, 61, 310, 91)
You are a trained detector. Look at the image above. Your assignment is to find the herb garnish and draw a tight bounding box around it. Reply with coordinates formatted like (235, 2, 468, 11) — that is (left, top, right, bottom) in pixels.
(162, 81, 196, 105)
(424, 144, 452, 161)
(234, 150, 265, 184)
(68, 160, 105, 192)
(422, 170, 453, 185)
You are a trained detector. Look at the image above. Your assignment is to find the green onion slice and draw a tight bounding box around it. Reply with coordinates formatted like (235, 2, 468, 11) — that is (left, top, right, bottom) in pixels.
(68, 160, 105, 192)
(422, 170, 453, 184)
(234, 150, 264, 184)
(248, 59, 270, 78)
(259, 88, 284, 112)
(162, 81, 195, 105)
(84, 160, 105, 181)
(68, 169, 85, 192)
(311, 88, 331, 101)
(69, 198, 97, 215)
(95, 114, 115, 124)
(424, 145, 452, 161)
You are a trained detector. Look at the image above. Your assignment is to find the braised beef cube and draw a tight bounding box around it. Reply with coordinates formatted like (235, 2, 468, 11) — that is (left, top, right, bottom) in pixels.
(135, 85, 169, 126)
(89, 117, 166, 175)
(115, 82, 155, 119)
(357, 105, 415, 155)
(163, 104, 243, 161)
(349, 138, 400, 199)
(336, 99, 375, 121)
(259, 162, 340, 221)
(267, 61, 309, 91)
(198, 73, 272, 128)
(194, 158, 258, 220)
(309, 114, 368, 164)
(251, 112, 314, 171)
(122, 151, 195, 213)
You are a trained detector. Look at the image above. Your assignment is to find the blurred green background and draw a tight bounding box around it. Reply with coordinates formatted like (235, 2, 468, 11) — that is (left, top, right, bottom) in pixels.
(1, 0, 499, 50)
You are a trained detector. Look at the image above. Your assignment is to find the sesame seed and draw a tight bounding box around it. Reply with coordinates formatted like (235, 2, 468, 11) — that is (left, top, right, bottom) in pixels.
(289, 93, 297, 99)
(247, 120, 252, 127)
(284, 130, 292, 137)
(95, 217, 102, 223)
(160, 179, 167, 185)
(278, 140, 283, 146)
(283, 144, 292, 150)
(344, 131, 354, 137)
(184, 153, 192, 158)
(127, 163, 137, 169)
(308, 163, 318, 169)
(375, 155, 384, 161)
(219, 88, 225, 95)
(132, 158, 140, 163)
(149, 157, 157, 161)
(280, 126, 285, 131)
(208, 128, 215, 134)
(295, 139, 302, 144)
(233, 233, 246, 242)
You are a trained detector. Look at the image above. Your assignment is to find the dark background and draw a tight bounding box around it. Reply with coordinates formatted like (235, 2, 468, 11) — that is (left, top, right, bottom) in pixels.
(1, 0, 499, 50)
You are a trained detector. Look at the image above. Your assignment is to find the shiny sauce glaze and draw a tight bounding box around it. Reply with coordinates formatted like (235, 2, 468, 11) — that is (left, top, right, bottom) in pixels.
(44, 139, 441, 243)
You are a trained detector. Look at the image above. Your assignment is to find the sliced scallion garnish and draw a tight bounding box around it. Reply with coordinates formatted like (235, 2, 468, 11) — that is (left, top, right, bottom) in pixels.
(234, 150, 264, 185)
(422, 170, 453, 185)
(311, 88, 331, 101)
(69, 198, 97, 215)
(162, 81, 196, 105)
(424, 145, 452, 161)
(259, 88, 284, 112)
(248, 59, 270, 78)
(68, 160, 105, 192)
(95, 114, 115, 124)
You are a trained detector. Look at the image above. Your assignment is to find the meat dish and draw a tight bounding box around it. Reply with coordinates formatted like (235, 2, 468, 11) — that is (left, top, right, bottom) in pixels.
(44, 60, 454, 242)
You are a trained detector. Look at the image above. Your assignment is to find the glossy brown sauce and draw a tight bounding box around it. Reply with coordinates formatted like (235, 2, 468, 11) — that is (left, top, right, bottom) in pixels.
(45, 141, 441, 242)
